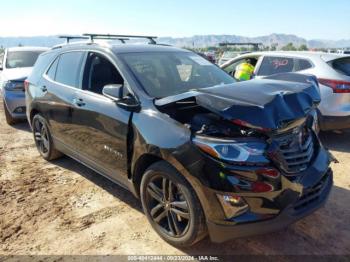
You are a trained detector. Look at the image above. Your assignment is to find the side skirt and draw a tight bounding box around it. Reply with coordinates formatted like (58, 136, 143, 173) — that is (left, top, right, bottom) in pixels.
(52, 137, 139, 197)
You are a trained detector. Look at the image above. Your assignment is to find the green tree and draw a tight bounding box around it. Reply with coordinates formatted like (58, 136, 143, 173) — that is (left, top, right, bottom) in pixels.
(298, 44, 308, 51)
(270, 43, 278, 51)
(281, 42, 297, 51)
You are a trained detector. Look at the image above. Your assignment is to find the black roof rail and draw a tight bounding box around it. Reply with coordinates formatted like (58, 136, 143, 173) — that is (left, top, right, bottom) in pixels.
(83, 33, 158, 44)
(58, 35, 89, 43)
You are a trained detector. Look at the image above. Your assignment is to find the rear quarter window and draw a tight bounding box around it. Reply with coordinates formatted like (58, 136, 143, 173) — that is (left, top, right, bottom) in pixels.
(329, 57, 350, 76)
(46, 57, 59, 80)
(257, 56, 312, 76)
(27, 52, 56, 85)
(0, 53, 4, 68)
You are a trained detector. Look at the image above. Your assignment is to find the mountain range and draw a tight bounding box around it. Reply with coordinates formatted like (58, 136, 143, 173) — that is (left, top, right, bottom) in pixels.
(1, 33, 349, 49)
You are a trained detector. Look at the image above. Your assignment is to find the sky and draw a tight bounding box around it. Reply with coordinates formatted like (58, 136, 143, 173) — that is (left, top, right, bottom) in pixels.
(0, 0, 349, 40)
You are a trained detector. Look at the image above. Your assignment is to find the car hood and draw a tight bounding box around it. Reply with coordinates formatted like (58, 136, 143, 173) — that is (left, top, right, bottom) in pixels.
(1, 67, 33, 81)
(155, 73, 321, 130)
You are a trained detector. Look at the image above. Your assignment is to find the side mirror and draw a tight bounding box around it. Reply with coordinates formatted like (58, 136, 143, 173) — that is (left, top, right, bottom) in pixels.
(102, 84, 141, 112)
(102, 84, 123, 100)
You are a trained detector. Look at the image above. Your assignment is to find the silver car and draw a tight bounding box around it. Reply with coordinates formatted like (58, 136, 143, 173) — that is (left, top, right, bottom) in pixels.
(221, 51, 350, 130)
(0, 47, 48, 124)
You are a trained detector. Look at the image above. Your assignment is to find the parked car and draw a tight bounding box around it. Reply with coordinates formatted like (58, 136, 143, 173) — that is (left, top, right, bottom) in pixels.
(0, 46, 48, 124)
(26, 37, 333, 246)
(221, 51, 350, 131)
(204, 51, 217, 64)
(336, 49, 350, 55)
(196, 51, 216, 64)
(218, 51, 248, 66)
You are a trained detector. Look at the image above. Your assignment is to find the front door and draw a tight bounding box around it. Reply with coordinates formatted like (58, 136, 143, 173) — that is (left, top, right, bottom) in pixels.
(71, 51, 131, 184)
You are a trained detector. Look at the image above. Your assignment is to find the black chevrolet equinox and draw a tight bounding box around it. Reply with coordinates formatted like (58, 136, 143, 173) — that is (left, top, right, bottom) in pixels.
(25, 34, 333, 246)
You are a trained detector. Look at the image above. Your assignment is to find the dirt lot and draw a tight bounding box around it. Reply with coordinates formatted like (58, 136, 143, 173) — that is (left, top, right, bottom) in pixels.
(0, 99, 349, 256)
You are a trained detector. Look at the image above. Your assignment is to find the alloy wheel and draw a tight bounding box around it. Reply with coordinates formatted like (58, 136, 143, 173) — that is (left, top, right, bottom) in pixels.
(33, 118, 50, 155)
(145, 175, 191, 238)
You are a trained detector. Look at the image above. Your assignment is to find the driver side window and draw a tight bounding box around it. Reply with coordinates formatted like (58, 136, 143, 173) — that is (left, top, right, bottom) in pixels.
(82, 52, 124, 95)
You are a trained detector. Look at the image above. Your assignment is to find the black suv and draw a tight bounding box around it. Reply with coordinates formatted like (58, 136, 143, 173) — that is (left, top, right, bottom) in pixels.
(26, 34, 333, 246)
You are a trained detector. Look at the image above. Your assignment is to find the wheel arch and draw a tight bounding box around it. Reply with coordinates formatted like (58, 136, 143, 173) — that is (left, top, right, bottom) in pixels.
(29, 108, 40, 125)
(131, 153, 164, 197)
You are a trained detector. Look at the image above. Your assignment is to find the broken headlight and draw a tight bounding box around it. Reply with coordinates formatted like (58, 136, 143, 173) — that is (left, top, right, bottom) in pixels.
(192, 135, 269, 165)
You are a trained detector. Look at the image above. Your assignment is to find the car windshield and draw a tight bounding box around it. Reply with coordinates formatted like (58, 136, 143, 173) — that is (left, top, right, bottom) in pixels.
(120, 52, 235, 98)
(5, 51, 43, 69)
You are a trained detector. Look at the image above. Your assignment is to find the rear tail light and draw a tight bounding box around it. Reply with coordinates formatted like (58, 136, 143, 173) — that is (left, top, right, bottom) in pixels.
(24, 80, 29, 91)
(318, 78, 350, 93)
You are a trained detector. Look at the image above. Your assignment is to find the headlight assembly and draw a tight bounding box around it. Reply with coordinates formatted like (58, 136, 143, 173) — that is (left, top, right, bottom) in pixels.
(4, 80, 24, 91)
(192, 135, 269, 165)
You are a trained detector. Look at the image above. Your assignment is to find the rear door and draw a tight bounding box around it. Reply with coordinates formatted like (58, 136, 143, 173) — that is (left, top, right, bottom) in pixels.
(71, 51, 131, 184)
(42, 51, 85, 147)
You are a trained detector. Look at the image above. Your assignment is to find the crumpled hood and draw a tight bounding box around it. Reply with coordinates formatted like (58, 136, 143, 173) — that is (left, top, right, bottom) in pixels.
(1, 67, 32, 81)
(155, 73, 321, 130)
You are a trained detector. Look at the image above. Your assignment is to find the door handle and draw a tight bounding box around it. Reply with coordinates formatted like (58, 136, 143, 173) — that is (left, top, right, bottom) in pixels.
(73, 98, 86, 107)
(41, 86, 47, 92)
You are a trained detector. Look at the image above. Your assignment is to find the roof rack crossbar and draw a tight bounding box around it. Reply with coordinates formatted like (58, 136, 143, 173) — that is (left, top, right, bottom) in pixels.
(58, 35, 89, 43)
(83, 34, 157, 44)
(88, 36, 130, 43)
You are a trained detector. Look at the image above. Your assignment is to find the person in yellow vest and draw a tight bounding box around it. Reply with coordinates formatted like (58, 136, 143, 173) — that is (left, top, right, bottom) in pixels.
(234, 60, 255, 81)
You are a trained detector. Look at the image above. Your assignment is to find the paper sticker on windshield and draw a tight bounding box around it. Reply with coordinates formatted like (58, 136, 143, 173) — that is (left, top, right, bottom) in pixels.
(189, 55, 212, 66)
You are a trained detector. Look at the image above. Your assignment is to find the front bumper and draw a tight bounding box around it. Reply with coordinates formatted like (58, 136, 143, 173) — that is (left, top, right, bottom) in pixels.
(3, 89, 26, 119)
(207, 168, 333, 243)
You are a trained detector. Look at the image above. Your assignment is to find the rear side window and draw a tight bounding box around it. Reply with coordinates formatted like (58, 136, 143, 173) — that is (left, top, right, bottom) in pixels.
(55, 52, 84, 88)
(257, 56, 312, 76)
(297, 59, 313, 71)
(46, 57, 59, 80)
(329, 57, 350, 76)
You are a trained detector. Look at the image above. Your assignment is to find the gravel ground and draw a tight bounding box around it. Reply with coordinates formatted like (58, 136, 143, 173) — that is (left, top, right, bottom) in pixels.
(0, 99, 349, 257)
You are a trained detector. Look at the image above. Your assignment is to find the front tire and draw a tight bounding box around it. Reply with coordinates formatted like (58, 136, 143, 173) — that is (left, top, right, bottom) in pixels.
(32, 114, 63, 160)
(140, 161, 207, 247)
(3, 100, 17, 125)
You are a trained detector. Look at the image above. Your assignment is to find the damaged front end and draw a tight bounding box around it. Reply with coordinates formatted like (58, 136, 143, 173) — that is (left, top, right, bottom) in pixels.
(155, 73, 333, 241)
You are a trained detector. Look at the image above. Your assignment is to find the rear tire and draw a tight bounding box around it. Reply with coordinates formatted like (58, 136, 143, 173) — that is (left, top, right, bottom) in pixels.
(32, 114, 63, 160)
(140, 161, 207, 247)
(3, 100, 17, 125)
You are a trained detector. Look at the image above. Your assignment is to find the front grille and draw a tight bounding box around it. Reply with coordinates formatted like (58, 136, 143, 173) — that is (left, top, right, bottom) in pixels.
(294, 169, 332, 211)
(271, 126, 315, 174)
